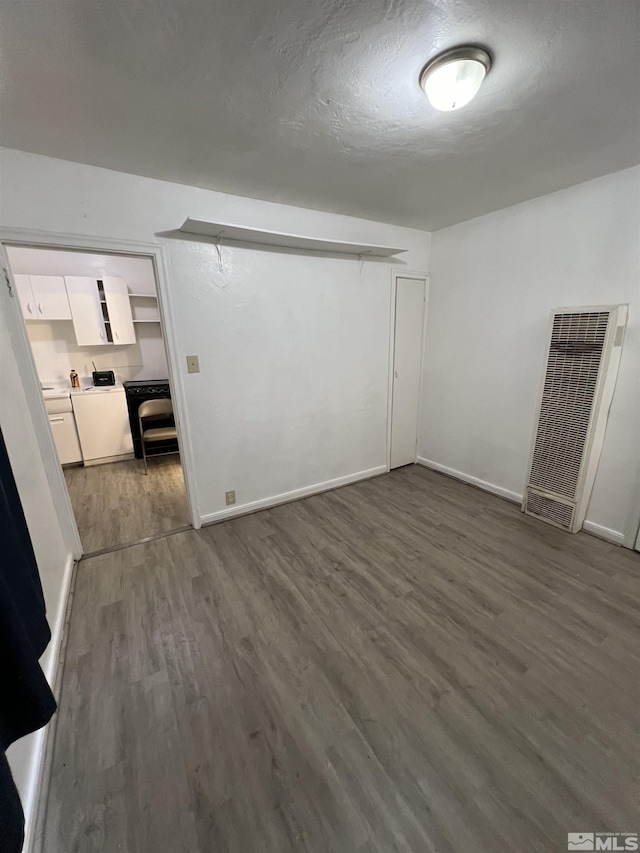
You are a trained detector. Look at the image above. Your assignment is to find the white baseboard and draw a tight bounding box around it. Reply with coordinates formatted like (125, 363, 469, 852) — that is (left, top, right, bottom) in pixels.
(416, 457, 627, 546)
(416, 457, 522, 504)
(22, 551, 75, 853)
(200, 465, 388, 526)
(43, 553, 75, 686)
(83, 452, 134, 467)
(581, 520, 626, 546)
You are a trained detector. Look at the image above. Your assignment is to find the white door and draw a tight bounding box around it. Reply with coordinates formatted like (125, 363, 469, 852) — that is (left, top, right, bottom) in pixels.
(13, 274, 36, 319)
(390, 277, 425, 469)
(103, 277, 136, 344)
(65, 276, 108, 346)
(30, 275, 72, 320)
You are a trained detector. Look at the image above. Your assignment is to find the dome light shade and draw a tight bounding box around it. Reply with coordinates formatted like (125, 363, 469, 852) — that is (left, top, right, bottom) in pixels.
(420, 46, 492, 111)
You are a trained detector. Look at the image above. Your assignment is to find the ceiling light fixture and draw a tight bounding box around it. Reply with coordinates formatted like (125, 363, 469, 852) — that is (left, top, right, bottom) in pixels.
(420, 45, 492, 111)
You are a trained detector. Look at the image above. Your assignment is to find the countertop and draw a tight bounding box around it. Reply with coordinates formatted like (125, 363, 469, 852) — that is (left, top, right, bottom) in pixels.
(42, 383, 125, 399)
(42, 387, 71, 400)
(71, 383, 125, 395)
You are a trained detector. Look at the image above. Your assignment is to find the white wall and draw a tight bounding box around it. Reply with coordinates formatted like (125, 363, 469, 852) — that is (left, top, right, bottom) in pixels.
(0, 257, 75, 846)
(0, 147, 430, 523)
(20, 320, 168, 386)
(6, 247, 168, 385)
(419, 166, 640, 546)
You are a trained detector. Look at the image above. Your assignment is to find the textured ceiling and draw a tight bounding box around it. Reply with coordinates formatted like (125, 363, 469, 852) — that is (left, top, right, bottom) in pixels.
(0, 0, 638, 229)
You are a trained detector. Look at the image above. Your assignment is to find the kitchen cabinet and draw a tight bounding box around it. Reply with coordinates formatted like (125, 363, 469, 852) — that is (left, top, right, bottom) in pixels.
(71, 387, 134, 463)
(14, 274, 72, 320)
(65, 276, 135, 346)
(14, 275, 33, 318)
(49, 412, 83, 465)
(45, 393, 82, 465)
(103, 277, 136, 344)
(65, 276, 108, 345)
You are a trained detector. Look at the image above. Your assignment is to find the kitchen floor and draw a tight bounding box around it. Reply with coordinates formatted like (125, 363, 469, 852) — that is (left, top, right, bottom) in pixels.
(64, 456, 189, 553)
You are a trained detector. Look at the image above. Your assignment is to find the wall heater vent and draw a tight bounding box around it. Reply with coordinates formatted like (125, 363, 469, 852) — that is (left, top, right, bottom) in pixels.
(523, 305, 628, 533)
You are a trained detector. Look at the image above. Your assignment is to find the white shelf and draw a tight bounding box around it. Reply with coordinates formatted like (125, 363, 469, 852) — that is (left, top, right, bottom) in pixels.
(179, 218, 407, 257)
(132, 319, 161, 323)
(129, 292, 158, 298)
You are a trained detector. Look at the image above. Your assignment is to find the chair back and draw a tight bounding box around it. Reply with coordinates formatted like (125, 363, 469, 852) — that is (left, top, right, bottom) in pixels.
(138, 398, 173, 421)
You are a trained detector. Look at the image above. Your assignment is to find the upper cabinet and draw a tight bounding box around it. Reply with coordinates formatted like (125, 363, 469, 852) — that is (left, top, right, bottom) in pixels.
(14, 274, 72, 320)
(102, 277, 136, 345)
(14, 273, 137, 346)
(65, 276, 109, 345)
(14, 275, 34, 318)
(65, 276, 135, 346)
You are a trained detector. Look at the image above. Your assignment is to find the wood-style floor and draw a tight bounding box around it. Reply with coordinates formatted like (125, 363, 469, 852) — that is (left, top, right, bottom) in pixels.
(64, 456, 189, 553)
(44, 466, 640, 852)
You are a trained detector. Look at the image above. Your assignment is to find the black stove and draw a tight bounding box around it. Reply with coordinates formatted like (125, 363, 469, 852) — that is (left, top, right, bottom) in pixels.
(123, 379, 178, 460)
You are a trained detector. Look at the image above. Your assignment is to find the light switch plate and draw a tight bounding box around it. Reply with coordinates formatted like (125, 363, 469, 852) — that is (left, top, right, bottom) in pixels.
(225, 490, 236, 506)
(186, 355, 200, 374)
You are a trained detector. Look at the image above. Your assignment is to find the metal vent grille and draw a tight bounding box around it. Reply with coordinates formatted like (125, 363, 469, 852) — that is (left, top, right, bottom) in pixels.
(525, 490, 574, 529)
(528, 311, 609, 500)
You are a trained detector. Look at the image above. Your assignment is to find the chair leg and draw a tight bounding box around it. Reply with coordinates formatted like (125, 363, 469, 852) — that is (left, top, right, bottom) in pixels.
(142, 441, 148, 474)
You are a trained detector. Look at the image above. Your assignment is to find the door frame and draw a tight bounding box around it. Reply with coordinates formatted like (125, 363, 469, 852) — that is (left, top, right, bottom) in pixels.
(0, 228, 200, 555)
(386, 270, 429, 471)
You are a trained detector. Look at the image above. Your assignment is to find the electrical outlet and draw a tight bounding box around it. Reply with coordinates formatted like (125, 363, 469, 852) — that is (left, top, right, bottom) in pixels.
(225, 490, 236, 506)
(186, 355, 200, 374)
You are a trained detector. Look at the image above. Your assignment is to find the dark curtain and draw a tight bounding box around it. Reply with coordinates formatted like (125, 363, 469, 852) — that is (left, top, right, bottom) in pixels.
(0, 429, 57, 853)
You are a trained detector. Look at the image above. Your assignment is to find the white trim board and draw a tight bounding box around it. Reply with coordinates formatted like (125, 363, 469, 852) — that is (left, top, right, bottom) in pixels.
(0, 243, 82, 560)
(42, 555, 75, 688)
(20, 552, 75, 853)
(415, 457, 625, 546)
(416, 457, 522, 504)
(200, 465, 387, 526)
(581, 521, 626, 547)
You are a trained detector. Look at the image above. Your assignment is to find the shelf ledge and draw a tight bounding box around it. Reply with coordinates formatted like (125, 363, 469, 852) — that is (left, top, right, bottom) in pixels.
(179, 218, 407, 258)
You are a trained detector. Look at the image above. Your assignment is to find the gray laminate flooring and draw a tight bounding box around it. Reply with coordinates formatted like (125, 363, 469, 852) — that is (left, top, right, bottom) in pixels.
(64, 456, 189, 553)
(44, 465, 640, 852)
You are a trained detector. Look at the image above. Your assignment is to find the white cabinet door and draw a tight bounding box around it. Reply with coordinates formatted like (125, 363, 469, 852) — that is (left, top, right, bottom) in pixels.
(72, 389, 134, 461)
(65, 276, 108, 346)
(48, 413, 83, 465)
(14, 274, 36, 319)
(30, 275, 72, 320)
(103, 277, 136, 344)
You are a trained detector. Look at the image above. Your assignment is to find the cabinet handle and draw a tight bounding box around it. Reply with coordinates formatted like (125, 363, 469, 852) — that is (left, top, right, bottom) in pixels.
(27, 302, 33, 315)
(38, 302, 44, 314)
(114, 330, 119, 341)
(100, 330, 105, 340)
(49, 417, 65, 423)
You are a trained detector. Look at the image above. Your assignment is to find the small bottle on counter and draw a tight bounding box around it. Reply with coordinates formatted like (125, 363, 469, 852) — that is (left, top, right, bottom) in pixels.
(70, 369, 80, 389)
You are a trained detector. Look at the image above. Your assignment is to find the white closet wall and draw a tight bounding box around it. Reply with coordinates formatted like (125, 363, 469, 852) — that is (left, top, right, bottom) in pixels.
(419, 166, 640, 546)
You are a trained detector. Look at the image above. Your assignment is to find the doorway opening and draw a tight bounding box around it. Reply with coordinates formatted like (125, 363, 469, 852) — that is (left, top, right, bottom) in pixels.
(4, 244, 191, 556)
